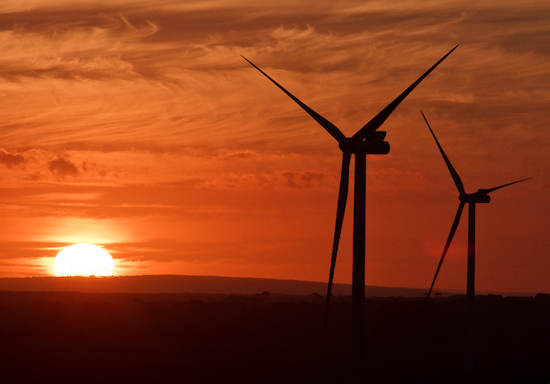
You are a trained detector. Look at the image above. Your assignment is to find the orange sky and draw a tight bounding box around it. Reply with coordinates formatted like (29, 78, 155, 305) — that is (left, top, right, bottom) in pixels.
(0, 0, 548, 293)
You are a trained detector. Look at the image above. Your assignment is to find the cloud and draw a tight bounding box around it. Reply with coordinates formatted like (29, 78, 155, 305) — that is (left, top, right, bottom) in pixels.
(273, 169, 338, 189)
(196, 173, 262, 190)
(196, 168, 338, 190)
(48, 157, 79, 177)
(215, 151, 260, 161)
(0, 0, 545, 158)
(0, 149, 25, 168)
(0, 13, 159, 81)
(367, 167, 434, 193)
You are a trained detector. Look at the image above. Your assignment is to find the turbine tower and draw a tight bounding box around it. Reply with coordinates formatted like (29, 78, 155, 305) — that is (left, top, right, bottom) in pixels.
(242, 47, 457, 384)
(421, 111, 531, 376)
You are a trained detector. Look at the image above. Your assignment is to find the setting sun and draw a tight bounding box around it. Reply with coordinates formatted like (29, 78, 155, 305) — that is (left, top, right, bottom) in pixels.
(53, 243, 115, 277)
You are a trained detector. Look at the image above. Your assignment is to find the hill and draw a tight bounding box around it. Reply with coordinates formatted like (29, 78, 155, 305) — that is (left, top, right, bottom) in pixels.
(0, 275, 438, 296)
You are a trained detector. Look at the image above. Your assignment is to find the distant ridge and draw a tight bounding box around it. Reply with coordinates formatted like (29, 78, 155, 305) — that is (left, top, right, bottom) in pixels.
(0, 275, 436, 297)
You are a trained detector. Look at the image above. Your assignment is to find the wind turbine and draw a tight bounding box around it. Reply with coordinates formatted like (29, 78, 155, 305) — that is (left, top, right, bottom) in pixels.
(421, 111, 531, 376)
(242, 46, 457, 383)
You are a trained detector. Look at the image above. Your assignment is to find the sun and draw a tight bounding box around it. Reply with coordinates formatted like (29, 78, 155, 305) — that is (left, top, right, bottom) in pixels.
(53, 243, 115, 277)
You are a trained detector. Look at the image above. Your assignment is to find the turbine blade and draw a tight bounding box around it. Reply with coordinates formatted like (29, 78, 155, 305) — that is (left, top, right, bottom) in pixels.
(242, 56, 346, 143)
(323, 151, 352, 333)
(479, 177, 532, 195)
(351, 45, 458, 143)
(427, 201, 465, 299)
(421, 110, 466, 196)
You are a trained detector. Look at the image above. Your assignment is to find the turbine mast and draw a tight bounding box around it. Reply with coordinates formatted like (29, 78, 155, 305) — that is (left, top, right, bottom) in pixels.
(352, 152, 366, 383)
(466, 202, 476, 376)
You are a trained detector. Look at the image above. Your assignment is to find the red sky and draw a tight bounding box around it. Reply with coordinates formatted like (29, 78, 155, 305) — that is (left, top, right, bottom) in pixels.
(0, 0, 548, 294)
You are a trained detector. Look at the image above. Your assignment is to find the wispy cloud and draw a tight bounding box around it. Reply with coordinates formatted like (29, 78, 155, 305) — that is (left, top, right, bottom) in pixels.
(215, 150, 260, 161)
(195, 168, 338, 190)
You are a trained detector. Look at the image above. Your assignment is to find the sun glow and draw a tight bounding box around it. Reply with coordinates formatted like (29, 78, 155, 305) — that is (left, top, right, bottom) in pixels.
(53, 243, 114, 277)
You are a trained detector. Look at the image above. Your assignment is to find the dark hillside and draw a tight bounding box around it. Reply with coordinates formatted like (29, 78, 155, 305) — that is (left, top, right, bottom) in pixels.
(0, 275, 437, 296)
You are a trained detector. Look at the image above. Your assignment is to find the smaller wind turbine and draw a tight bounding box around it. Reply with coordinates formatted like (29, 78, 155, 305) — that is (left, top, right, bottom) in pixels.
(421, 111, 531, 375)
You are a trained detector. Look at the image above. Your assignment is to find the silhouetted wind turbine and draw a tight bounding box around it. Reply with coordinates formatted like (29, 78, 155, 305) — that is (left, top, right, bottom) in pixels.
(421, 111, 531, 376)
(243, 47, 457, 384)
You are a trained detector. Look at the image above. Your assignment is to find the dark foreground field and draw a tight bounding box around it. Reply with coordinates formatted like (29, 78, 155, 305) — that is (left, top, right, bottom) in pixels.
(0, 291, 548, 384)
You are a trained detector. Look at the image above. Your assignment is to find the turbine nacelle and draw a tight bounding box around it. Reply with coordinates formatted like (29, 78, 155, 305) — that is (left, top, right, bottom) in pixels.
(338, 135, 390, 155)
(460, 193, 491, 204)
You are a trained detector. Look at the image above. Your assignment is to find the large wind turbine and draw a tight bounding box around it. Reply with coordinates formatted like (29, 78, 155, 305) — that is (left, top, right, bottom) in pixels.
(243, 47, 457, 383)
(421, 111, 531, 375)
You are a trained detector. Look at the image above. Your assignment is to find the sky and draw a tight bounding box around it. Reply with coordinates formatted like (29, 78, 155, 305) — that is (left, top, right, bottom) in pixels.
(0, 0, 548, 294)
